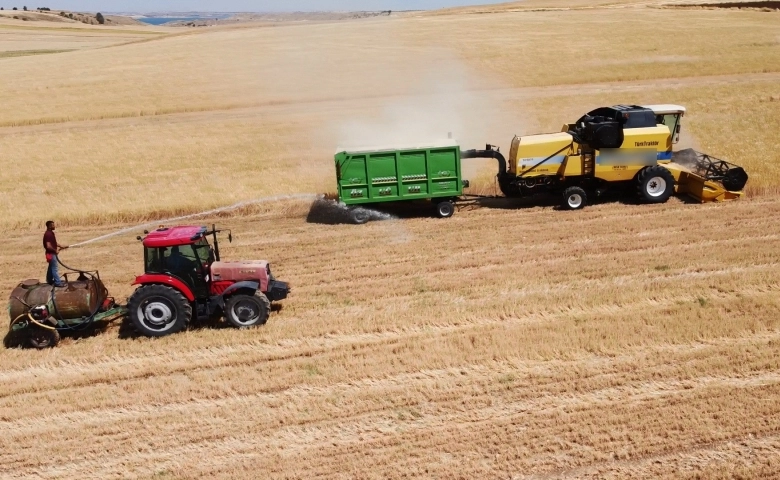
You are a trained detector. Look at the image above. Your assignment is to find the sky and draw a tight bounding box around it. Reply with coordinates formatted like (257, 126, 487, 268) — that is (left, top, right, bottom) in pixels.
(10, 1, 506, 13)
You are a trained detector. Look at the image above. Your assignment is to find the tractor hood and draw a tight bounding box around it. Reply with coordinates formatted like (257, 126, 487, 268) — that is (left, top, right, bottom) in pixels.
(210, 261, 270, 283)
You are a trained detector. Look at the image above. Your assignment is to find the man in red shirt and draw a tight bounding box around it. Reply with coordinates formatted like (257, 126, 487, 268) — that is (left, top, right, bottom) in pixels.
(43, 220, 68, 287)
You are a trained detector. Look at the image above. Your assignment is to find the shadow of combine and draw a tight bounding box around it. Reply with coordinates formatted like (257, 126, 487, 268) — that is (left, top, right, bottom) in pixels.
(305, 189, 698, 223)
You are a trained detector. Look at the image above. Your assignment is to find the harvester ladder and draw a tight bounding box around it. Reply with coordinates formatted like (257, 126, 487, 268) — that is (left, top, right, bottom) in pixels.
(583, 152, 595, 175)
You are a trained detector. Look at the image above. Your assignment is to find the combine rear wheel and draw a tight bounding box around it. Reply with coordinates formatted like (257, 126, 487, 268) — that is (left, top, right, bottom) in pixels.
(562, 186, 588, 210)
(637, 166, 675, 204)
(225, 292, 271, 328)
(128, 285, 191, 337)
(28, 327, 60, 349)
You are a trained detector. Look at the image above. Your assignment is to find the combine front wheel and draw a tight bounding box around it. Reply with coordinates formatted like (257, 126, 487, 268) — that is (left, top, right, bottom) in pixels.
(637, 166, 675, 204)
(225, 292, 271, 328)
(128, 285, 192, 337)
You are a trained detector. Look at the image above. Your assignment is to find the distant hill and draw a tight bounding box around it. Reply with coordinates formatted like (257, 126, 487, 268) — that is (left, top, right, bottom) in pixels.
(0, 9, 145, 26)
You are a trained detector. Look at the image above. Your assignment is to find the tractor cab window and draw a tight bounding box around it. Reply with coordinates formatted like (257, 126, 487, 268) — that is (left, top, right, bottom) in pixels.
(144, 247, 165, 274)
(192, 238, 214, 264)
(163, 244, 199, 275)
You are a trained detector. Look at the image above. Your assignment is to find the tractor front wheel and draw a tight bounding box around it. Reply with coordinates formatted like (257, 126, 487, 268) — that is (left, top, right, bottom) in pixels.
(637, 166, 675, 204)
(28, 326, 60, 349)
(128, 284, 192, 337)
(224, 292, 271, 328)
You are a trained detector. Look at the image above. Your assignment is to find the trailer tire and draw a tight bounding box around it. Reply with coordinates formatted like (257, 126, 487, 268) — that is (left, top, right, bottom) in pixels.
(28, 326, 60, 349)
(562, 186, 587, 210)
(350, 207, 370, 225)
(128, 284, 191, 337)
(637, 166, 675, 204)
(435, 200, 455, 218)
(224, 292, 270, 328)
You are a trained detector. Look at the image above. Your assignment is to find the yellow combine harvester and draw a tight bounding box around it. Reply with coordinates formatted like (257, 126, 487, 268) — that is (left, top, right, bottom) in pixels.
(462, 105, 748, 209)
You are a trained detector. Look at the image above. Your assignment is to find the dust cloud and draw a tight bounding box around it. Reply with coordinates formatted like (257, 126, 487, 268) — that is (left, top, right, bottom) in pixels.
(255, 20, 524, 185)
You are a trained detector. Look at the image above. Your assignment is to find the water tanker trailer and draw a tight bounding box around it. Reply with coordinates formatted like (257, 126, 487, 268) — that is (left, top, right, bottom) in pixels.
(334, 141, 469, 223)
(8, 270, 126, 348)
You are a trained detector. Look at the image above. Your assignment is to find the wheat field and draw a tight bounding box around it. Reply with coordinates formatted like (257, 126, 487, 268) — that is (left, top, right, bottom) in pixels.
(1, 1, 780, 478)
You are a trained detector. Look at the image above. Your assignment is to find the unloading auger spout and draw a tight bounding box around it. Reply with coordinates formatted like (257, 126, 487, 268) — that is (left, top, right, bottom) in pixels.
(460, 145, 520, 198)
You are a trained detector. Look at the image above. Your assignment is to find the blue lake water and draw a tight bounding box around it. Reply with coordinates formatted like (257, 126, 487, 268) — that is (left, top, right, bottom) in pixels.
(138, 17, 205, 25)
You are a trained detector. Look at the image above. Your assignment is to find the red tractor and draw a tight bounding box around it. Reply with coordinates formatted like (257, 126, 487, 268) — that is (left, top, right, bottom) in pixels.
(128, 225, 289, 337)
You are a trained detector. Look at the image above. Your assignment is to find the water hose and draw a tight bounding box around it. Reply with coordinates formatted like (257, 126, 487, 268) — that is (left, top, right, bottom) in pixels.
(27, 313, 56, 331)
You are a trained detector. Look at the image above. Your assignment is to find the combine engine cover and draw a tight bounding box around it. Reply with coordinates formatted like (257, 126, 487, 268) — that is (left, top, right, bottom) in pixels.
(211, 261, 270, 291)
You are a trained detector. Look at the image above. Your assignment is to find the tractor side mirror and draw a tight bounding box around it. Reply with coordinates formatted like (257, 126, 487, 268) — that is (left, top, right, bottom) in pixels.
(136, 236, 142, 241)
(228, 233, 233, 243)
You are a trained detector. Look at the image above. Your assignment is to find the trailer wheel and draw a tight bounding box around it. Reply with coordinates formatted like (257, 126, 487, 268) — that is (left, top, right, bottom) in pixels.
(350, 207, 370, 225)
(28, 327, 60, 349)
(224, 292, 271, 328)
(435, 200, 455, 218)
(562, 186, 587, 210)
(637, 166, 675, 203)
(128, 284, 191, 337)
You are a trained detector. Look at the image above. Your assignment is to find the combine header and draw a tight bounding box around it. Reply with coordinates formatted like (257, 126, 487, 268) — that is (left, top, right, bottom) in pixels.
(666, 149, 748, 203)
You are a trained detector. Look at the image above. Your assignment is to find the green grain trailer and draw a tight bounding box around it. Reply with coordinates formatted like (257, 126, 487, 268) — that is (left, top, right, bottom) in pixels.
(334, 142, 468, 223)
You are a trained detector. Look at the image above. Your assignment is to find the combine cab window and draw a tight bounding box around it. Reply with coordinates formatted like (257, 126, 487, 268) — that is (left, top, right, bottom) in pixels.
(656, 114, 682, 144)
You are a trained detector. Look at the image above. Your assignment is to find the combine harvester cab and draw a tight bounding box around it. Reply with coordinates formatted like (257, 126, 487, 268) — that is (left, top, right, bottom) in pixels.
(464, 104, 748, 209)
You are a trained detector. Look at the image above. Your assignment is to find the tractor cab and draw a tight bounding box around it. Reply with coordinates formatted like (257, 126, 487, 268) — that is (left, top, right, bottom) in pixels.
(141, 226, 215, 300)
(130, 225, 289, 337)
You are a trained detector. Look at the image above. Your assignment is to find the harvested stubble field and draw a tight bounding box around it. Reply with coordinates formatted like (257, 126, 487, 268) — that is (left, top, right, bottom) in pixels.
(1, 1, 780, 478)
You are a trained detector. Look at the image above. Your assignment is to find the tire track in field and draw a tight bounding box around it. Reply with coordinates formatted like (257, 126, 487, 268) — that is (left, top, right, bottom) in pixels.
(2, 335, 779, 438)
(2, 309, 779, 437)
(517, 432, 780, 480)
(1, 276, 777, 396)
(1, 281, 777, 400)
(7, 370, 779, 479)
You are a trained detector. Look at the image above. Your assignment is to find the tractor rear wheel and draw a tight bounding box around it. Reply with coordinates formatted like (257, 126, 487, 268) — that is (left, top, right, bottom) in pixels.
(435, 200, 455, 218)
(28, 326, 60, 349)
(637, 166, 675, 204)
(128, 284, 191, 337)
(224, 292, 271, 328)
(562, 186, 588, 210)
